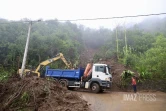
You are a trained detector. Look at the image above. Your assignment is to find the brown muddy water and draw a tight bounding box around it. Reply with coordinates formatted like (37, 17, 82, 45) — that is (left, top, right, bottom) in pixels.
(78, 91, 166, 111)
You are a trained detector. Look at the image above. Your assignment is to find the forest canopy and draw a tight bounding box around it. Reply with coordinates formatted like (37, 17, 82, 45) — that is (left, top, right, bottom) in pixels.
(0, 17, 166, 80)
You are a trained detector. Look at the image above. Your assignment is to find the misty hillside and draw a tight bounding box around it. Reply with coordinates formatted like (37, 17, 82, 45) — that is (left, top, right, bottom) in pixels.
(137, 17, 166, 34)
(0, 17, 166, 80)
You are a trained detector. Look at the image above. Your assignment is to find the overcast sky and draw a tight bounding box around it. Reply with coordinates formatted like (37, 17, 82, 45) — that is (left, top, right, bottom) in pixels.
(0, 0, 166, 28)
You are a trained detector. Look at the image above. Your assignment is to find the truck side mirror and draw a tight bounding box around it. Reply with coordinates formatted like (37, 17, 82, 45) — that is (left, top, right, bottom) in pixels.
(104, 66, 106, 73)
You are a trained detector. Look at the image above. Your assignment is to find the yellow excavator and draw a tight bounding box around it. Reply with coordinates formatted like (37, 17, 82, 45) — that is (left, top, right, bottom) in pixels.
(18, 53, 72, 77)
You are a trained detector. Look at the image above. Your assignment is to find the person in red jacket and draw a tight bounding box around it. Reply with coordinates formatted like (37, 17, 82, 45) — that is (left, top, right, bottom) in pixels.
(132, 76, 137, 93)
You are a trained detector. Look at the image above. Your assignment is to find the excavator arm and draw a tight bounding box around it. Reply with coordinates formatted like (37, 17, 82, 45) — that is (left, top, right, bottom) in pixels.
(18, 53, 71, 77)
(34, 53, 72, 77)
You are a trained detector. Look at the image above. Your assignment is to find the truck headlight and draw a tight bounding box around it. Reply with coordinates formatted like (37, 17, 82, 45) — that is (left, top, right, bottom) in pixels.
(105, 78, 110, 81)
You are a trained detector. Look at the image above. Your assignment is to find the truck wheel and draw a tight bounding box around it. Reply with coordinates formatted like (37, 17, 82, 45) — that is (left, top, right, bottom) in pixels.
(91, 83, 100, 93)
(59, 80, 67, 88)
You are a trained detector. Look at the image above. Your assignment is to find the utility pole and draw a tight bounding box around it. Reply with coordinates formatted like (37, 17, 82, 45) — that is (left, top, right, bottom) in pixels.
(20, 21, 32, 78)
(124, 26, 127, 54)
(20, 20, 41, 78)
(116, 27, 119, 60)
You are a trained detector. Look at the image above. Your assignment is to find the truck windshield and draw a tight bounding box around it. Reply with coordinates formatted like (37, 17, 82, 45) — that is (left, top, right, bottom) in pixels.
(95, 65, 111, 74)
(95, 66, 105, 73)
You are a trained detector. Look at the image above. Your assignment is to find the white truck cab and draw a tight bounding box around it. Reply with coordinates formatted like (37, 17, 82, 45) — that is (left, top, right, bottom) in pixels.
(92, 63, 112, 81)
(84, 63, 112, 93)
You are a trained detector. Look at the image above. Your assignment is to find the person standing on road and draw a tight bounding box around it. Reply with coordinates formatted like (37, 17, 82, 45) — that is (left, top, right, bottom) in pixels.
(132, 76, 137, 93)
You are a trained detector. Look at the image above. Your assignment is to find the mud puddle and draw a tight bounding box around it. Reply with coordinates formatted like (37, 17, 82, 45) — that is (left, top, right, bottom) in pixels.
(78, 91, 166, 111)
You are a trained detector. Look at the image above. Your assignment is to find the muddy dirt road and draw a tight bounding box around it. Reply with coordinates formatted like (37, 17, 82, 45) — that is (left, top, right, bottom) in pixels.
(78, 91, 166, 111)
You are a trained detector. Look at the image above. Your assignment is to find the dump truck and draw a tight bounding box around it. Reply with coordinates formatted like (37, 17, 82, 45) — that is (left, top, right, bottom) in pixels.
(45, 63, 112, 93)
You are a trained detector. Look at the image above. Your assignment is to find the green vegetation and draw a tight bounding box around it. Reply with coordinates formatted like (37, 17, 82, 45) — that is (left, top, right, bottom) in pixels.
(95, 17, 166, 80)
(120, 70, 134, 89)
(0, 17, 166, 81)
(0, 19, 84, 77)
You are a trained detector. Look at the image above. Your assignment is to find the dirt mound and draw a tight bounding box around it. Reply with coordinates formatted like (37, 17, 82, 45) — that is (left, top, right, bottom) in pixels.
(80, 47, 98, 67)
(98, 58, 138, 91)
(0, 76, 89, 111)
(101, 58, 166, 92)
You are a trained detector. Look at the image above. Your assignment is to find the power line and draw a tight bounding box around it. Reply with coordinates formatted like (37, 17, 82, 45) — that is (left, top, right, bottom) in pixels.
(0, 20, 41, 24)
(0, 21, 29, 24)
(0, 13, 166, 24)
(59, 13, 166, 21)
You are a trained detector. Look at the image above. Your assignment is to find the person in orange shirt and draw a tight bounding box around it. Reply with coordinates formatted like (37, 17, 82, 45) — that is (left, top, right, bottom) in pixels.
(132, 76, 137, 93)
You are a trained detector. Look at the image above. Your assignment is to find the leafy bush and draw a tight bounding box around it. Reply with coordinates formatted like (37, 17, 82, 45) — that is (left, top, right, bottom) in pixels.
(120, 70, 134, 89)
(0, 66, 12, 81)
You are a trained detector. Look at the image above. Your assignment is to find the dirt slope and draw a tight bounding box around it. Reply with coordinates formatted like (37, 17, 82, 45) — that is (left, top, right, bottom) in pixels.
(0, 76, 89, 111)
(80, 47, 98, 67)
(97, 58, 129, 91)
(99, 58, 166, 92)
